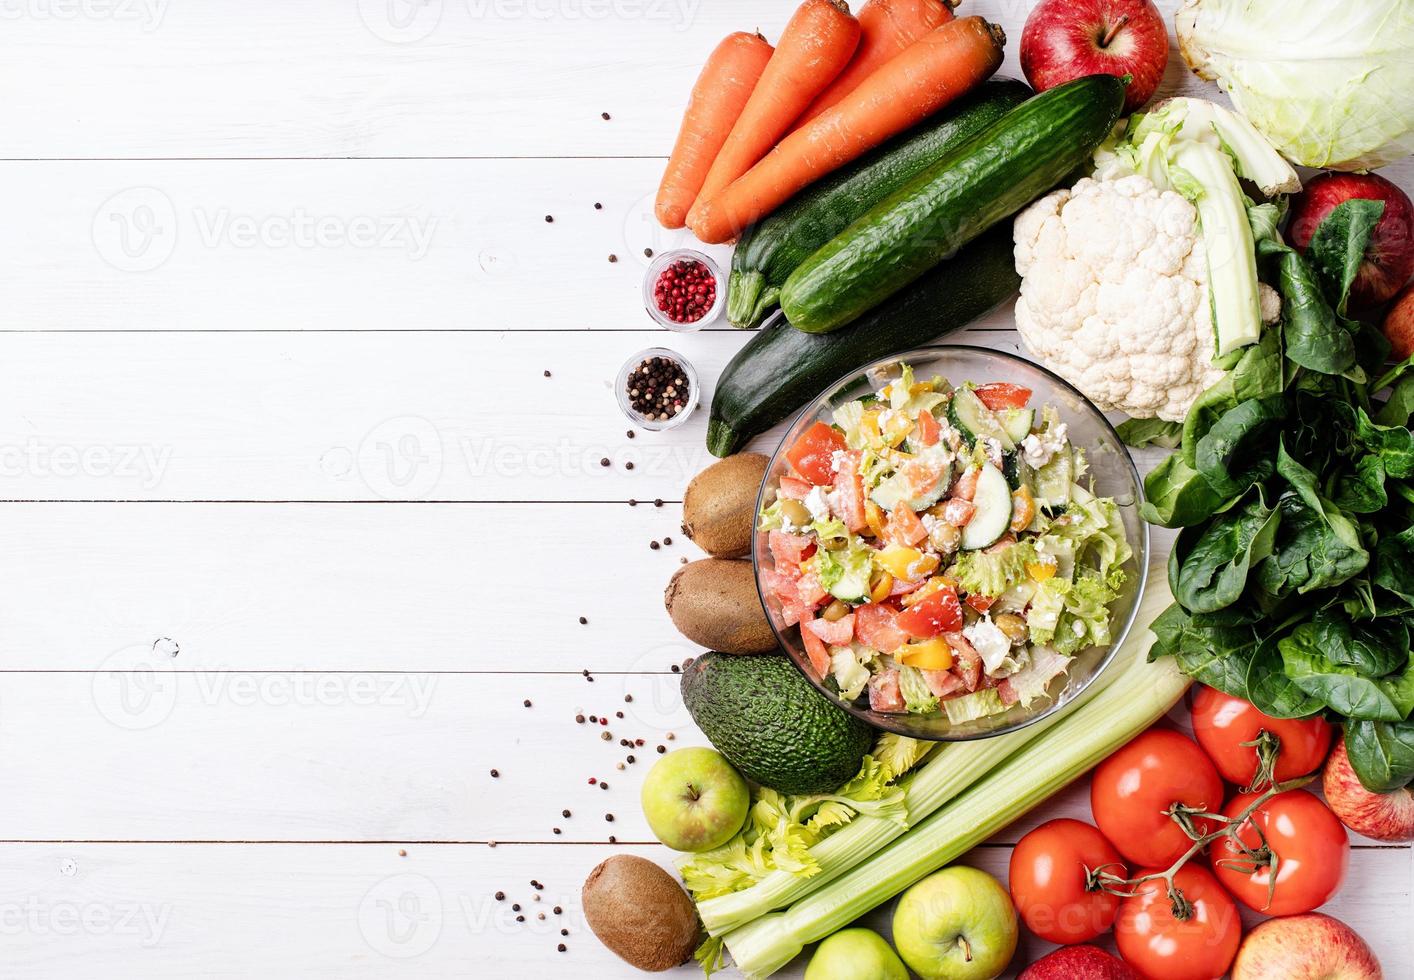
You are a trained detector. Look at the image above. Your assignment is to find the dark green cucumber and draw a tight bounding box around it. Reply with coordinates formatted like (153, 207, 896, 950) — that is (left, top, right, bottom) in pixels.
(727, 78, 1031, 329)
(781, 74, 1126, 335)
(706, 222, 1018, 457)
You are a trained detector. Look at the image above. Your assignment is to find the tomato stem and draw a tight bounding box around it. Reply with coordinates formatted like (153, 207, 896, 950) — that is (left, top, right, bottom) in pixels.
(1239, 729, 1282, 793)
(1094, 773, 1315, 917)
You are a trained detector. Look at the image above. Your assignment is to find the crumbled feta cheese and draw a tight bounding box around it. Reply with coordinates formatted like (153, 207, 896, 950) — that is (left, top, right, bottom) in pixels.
(830, 449, 847, 474)
(1021, 422, 1069, 469)
(803, 485, 831, 523)
(1073, 619, 1087, 637)
(983, 437, 1004, 469)
(964, 616, 1013, 675)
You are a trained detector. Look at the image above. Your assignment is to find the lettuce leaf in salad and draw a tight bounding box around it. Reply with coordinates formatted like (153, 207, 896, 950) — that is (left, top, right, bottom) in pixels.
(897, 666, 940, 715)
(954, 539, 1038, 598)
(830, 645, 872, 701)
(1029, 570, 1123, 656)
(943, 688, 1005, 724)
(1003, 645, 1073, 707)
(677, 738, 922, 900)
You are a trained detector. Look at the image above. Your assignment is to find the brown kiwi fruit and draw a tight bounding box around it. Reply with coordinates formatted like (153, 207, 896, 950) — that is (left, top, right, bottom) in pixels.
(582, 855, 700, 971)
(665, 558, 776, 654)
(681, 452, 769, 558)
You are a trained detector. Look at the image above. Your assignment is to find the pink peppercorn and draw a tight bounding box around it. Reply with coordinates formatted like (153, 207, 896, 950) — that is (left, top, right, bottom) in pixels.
(653, 259, 716, 324)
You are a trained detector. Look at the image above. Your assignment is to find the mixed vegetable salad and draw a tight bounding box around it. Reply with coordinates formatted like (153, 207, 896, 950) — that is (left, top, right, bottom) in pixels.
(758, 365, 1131, 722)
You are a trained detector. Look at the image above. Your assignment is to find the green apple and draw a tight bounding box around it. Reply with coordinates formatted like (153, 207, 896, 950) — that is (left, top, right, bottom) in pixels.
(805, 928, 909, 980)
(892, 866, 1018, 980)
(640, 747, 749, 852)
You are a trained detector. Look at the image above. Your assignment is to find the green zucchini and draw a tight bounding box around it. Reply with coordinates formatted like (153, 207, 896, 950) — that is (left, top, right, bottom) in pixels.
(726, 79, 1032, 329)
(706, 222, 1018, 458)
(781, 74, 1126, 335)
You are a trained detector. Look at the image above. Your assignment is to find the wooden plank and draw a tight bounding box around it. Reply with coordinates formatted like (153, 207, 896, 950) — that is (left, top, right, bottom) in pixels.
(0, 502, 698, 672)
(0, 669, 1400, 852)
(0, 328, 1024, 501)
(0, 158, 739, 332)
(0, 841, 1405, 977)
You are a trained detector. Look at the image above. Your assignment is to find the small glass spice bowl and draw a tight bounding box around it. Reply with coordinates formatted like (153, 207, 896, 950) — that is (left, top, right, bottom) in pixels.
(642, 248, 724, 331)
(615, 347, 699, 431)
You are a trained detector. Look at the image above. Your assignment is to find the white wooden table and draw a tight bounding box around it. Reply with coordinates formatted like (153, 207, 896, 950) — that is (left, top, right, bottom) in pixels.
(0, 2, 1408, 976)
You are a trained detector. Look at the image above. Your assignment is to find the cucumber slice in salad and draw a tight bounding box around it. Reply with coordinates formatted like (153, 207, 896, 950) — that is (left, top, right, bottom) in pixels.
(947, 387, 1015, 450)
(999, 407, 1035, 444)
(960, 462, 1012, 550)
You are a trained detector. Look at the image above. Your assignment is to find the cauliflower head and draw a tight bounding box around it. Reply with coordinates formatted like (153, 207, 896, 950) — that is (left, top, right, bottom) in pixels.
(1013, 174, 1276, 422)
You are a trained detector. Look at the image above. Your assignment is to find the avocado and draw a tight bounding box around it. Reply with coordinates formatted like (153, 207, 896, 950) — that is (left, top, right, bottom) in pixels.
(680, 652, 874, 795)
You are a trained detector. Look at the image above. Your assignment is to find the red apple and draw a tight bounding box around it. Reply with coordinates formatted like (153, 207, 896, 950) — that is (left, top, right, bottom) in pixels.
(1019, 0, 1169, 112)
(1323, 738, 1414, 843)
(1232, 913, 1382, 980)
(1288, 171, 1414, 309)
(1018, 945, 1136, 980)
(1383, 280, 1414, 362)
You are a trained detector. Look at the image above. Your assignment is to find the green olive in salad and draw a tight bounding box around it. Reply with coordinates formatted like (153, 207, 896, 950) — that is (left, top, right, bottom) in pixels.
(758, 365, 1132, 723)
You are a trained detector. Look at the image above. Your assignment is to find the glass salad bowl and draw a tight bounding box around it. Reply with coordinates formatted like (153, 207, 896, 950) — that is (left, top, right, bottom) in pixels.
(752, 346, 1149, 741)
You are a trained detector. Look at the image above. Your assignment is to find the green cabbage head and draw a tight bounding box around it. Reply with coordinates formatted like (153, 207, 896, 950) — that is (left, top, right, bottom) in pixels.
(1176, 0, 1414, 171)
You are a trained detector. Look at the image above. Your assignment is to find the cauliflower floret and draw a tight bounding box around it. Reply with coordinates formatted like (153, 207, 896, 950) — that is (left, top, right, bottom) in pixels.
(1014, 175, 1240, 422)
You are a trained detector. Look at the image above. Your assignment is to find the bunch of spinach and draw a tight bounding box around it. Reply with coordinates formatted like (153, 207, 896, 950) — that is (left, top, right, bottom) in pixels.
(1143, 199, 1414, 794)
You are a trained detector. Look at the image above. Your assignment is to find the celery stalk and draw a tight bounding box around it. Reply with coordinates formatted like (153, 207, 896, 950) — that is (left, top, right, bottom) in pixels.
(695, 616, 1134, 936)
(720, 574, 1187, 979)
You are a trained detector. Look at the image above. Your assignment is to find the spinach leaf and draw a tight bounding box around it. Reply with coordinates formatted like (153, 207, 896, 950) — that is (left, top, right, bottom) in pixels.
(1345, 718, 1414, 792)
(1333, 456, 1388, 514)
(1140, 453, 1230, 529)
(1116, 418, 1183, 450)
(1267, 243, 1358, 377)
(1355, 409, 1414, 479)
(1172, 489, 1281, 613)
(1181, 330, 1283, 467)
(1374, 525, 1414, 605)
(1374, 375, 1414, 427)
(1194, 396, 1284, 497)
(1279, 620, 1414, 721)
(1275, 442, 1369, 554)
(1291, 610, 1407, 678)
(1256, 493, 1370, 597)
(1308, 199, 1386, 316)
(1246, 638, 1326, 718)
(1148, 602, 1265, 699)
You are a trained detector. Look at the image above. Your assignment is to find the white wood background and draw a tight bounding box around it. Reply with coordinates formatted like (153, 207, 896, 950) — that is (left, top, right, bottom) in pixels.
(1, 1, 1410, 976)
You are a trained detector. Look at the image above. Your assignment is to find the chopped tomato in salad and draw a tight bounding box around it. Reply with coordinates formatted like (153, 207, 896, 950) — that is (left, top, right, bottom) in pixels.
(758, 365, 1132, 723)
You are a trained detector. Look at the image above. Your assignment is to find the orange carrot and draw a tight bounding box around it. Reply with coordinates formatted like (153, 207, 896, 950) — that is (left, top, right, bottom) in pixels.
(655, 32, 774, 230)
(684, 0, 861, 232)
(793, 0, 957, 129)
(690, 16, 1004, 245)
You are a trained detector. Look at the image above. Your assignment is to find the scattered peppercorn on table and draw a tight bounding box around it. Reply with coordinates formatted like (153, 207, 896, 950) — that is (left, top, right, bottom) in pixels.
(0, 1, 1409, 977)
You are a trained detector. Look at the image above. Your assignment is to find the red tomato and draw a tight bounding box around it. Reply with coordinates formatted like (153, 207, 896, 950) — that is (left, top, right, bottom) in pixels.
(799, 621, 831, 679)
(867, 670, 904, 713)
(1115, 864, 1241, 980)
(915, 409, 941, 446)
(767, 530, 815, 566)
(1211, 789, 1348, 915)
(964, 592, 995, 614)
(777, 476, 813, 500)
(1190, 686, 1333, 788)
(833, 451, 868, 533)
(1009, 819, 1127, 944)
(804, 613, 854, 646)
(786, 421, 845, 486)
(854, 604, 908, 653)
(1090, 729, 1225, 867)
(884, 505, 927, 546)
(972, 382, 1032, 410)
(897, 587, 962, 639)
(942, 632, 980, 689)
